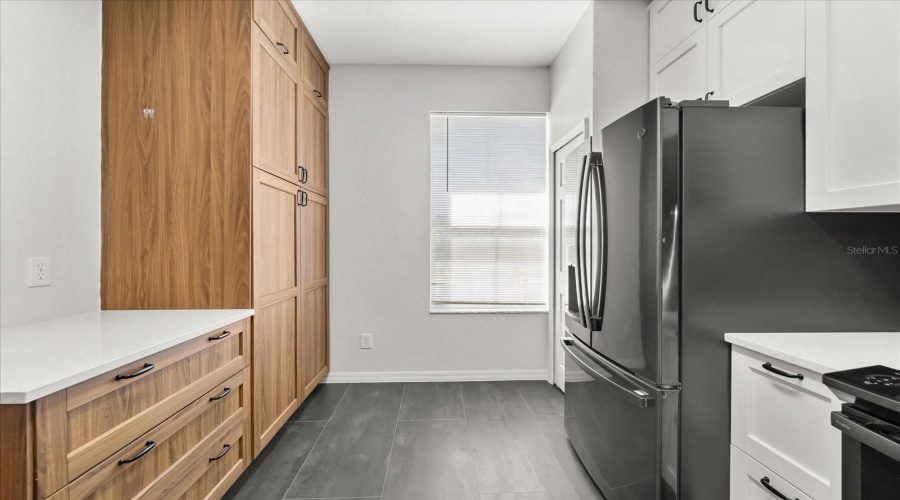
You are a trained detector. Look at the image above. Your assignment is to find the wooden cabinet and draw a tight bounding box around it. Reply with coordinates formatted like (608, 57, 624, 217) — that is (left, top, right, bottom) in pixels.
(251, 169, 302, 454)
(253, 23, 300, 185)
(650, 29, 707, 103)
(100, 0, 330, 478)
(729, 445, 813, 500)
(299, 190, 329, 397)
(731, 346, 842, 499)
(707, 0, 804, 106)
(806, 0, 900, 212)
(253, 0, 300, 72)
(650, 0, 707, 64)
(301, 91, 328, 196)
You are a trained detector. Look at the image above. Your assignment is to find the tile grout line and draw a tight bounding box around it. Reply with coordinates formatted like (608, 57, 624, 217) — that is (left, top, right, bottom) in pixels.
(379, 382, 406, 499)
(513, 380, 537, 419)
(459, 381, 483, 496)
(281, 383, 354, 500)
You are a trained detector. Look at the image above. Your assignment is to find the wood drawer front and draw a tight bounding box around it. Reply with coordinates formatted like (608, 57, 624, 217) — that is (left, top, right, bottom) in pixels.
(301, 32, 328, 107)
(168, 426, 246, 500)
(730, 445, 812, 500)
(254, 0, 299, 71)
(68, 369, 248, 500)
(731, 347, 842, 499)
(65, 320, 249, 479)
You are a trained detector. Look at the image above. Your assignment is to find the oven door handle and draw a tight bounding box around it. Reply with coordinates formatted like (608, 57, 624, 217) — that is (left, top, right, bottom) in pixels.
(832, 411, 900, 462)
(560, 337, 655, 408)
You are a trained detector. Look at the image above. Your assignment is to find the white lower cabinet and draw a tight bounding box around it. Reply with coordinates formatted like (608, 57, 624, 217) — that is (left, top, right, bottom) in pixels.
(731, 346, 843, 499)
(805, 0, 900, 212)
(731, 445, 813, 500)
(650, 28, 707, 103)
(707, 0, 805, 106)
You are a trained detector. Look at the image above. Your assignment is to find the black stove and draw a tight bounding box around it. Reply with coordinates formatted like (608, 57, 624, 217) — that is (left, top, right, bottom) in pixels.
(824, 365, 900, 500)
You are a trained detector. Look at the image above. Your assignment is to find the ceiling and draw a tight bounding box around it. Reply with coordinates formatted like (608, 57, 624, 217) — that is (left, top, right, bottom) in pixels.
(291, 0, 592, 67)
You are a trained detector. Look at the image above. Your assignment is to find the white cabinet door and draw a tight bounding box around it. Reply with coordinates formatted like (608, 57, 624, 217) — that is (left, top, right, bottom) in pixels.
(707, 0, 805, 106)
(730, 446, 813, 500)
(650, 28, 707, 102)
(806, 0, 900, 212)
(731, 347, 842, 500)
(650, 0, 706, 64)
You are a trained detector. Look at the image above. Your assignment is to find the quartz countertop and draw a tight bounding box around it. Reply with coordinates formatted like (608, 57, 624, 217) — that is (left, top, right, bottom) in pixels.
(724, 331, 900, 374)
(0, 309, 253, 404)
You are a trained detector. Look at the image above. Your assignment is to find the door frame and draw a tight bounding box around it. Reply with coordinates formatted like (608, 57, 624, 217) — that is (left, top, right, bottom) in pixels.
(548, 118, 591, 389)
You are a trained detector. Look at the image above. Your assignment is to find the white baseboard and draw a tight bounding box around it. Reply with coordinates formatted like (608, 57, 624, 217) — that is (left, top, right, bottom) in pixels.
(322, 369, 549, 384)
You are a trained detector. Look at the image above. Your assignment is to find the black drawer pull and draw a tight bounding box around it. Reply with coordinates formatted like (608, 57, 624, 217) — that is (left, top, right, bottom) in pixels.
(704, 0, 714, 13)
(209, 387, 232, 401)
(693, 1, 702, 22)
(208, 330, 230, 341)
(209, 444, 232, 462)
(301, 166, 308, 184)
(276, 42, 289, 55)
(115, 363, 154, 380)
(118, 441, 156, 465)
(313, 89, 323, 98)
(762, 362, 804, 380)
(760, 476, 798, 500)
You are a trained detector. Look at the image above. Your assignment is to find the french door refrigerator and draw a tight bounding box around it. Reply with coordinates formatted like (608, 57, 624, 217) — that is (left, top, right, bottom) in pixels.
(561, 93, 900, 500)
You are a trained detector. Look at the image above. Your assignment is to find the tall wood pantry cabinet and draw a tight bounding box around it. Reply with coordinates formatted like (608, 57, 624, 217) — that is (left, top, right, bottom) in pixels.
(101, 0, 330, 459)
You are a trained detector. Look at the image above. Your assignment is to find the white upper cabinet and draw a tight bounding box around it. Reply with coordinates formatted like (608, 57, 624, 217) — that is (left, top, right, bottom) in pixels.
(650, 0, 707, 64)
(650, 30, 707, 103)
(806, 0, 900, 211)
(707, 1, 805, 106)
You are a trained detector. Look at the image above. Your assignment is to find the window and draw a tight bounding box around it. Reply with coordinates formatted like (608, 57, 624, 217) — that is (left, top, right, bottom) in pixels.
(430, 113, 548, 313)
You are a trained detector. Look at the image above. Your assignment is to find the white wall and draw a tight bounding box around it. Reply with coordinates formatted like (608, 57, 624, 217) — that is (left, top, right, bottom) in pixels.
(328, 65, 551, 379)
(549, 2, 593, 146)
(0, 0, 102, 327)
(593, 0, 650, 142)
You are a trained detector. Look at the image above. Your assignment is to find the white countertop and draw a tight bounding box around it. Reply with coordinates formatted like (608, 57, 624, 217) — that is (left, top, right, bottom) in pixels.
(725, 331, 900, 374)
(0, 309, 253, 404)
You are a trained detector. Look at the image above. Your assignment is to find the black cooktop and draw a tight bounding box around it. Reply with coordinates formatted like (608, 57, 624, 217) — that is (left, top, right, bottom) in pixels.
(823, 365, 900, 414)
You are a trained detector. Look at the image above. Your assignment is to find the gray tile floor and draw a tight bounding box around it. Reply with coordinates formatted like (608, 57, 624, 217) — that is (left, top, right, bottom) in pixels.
(224, 381, 604, 500)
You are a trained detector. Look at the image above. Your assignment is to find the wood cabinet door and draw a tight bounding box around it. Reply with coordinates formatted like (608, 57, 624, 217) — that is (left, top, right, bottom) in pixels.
(650, 0, 706, 64)
(299, 190, 328, 397)
(253, 0, 300, 72)
(650, 27, 707, 102)
(300, 91, 328, 196)
(707, 0, 804, 106)
(252, 169, 301, 456)
(253, 24, 300, 186)
(301, 29, 329, 106)
(806, 0, 900, 211)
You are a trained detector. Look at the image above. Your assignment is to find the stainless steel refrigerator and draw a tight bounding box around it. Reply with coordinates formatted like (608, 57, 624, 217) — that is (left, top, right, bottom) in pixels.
(560, 90, 900, 499)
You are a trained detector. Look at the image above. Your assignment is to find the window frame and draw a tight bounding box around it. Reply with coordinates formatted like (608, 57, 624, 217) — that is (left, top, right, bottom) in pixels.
(428, 111, 550, 314)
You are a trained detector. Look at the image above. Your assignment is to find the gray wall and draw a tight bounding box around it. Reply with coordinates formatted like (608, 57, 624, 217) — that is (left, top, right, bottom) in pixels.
(328, 65, 551, 378)
(0, 0, 102, 327)
(550, 2, 593, 146)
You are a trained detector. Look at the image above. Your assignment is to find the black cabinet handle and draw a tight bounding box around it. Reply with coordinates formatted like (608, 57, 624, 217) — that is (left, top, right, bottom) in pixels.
(301, 191, 308, 207)
(704, 0, 714, 13)
(209, 444, 232, 462)
(693, 1, 702, 22)
(298, 190, 303, 206)
(209, 387, 232, 401)
(704, 91, 715, 100)
(760, 477, 798, 500)
(208, 330, 230, 341)
(116, 363, 154, 380)
(300, 166, 308, 184)
(276, 42, 289, 55)
(762, 362, 804, 380)
(118, 441, 156, 465)
(313, 89, 323, 98)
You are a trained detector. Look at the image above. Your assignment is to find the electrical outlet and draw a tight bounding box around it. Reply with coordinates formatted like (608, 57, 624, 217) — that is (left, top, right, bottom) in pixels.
(28, 257, 51, 287)
(360, 334, 373, 349)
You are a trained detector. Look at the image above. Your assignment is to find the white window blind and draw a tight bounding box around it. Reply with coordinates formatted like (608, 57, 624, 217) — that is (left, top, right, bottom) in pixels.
(430, 113, 548, 312)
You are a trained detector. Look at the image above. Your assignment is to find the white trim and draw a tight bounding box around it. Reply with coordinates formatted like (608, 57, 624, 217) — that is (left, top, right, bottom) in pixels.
(322, 369, 549, 384)
(551, 118, 590, 152)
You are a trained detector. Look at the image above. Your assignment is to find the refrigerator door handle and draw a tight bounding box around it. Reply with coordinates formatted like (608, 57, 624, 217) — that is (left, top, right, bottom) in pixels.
(588, 153, 608, 329)
(561, 336, 655, 408)
(574, 155, 591, 328)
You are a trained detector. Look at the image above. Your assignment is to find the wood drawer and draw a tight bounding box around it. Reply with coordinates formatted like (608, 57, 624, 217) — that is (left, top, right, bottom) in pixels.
(730, 445, 812, 500)
(65, 319, 250, 480)
(731, 346, 842, 499)
(166, 423, 247, 500)
(67, 368, 249, 500)
(253, 0, 300, 72)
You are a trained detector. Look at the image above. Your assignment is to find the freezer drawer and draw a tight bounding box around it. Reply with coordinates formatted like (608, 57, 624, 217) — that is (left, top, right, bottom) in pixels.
(561, 335, 679, 500)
